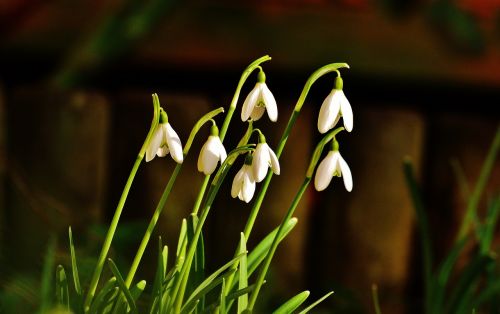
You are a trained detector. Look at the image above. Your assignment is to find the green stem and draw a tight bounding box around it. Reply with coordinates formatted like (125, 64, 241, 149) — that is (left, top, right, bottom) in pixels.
(248, 178, 310, 310)
(124, 107, 224, 287)
(247, 127, 343, 310)
(191, 55, 271, 216)
(84, 155, 143, 311)
(83, 94, 161, 311)
(172, 147, 254, 313)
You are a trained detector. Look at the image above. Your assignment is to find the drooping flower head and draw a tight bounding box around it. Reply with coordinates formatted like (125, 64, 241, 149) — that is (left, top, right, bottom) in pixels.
(146, 109, 184, 164)
(314, 139, 352, 192)
(197, 123, 227, 175)
(317, 75, 353, 134)
(231, 154, 256, 203)
(241, 69, 278, 122)
(252, 133, 280, 183)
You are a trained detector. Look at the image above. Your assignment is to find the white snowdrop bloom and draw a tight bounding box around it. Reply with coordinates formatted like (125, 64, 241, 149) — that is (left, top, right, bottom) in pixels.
(314, 149, 352, 192)
(231, 164, 256, 203)
(252, 142, 280, 183)
(197, 126, 227, 175)
(317, 76, 353, 133)
(241, 71, 278, 122)
(145, 112, 183, 163)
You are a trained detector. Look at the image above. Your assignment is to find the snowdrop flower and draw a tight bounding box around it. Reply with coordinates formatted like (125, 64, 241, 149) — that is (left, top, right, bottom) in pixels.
(314, 140, 352, 192)
(231, 155, 256, 203)
(252, 135, 280, 183)
(197, 124, 227, 175)
(146, 110, 184, 164)
(241, 70, 278, 122)
(317, 76, 353, 133)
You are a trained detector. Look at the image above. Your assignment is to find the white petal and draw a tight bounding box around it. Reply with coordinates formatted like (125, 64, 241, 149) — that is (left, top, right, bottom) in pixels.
(241, 85, 260, 121)
(241, 170, 256, 203)
(231, 167, 245, 198)
(215, 137, 227, 163)
(317, 90, 341, 134)
(164, 123, 184, 164)
(261, 84, 278, 122)
(338, 154, 353, 192)
(252, 144, 270, 182)
(267, 146, 280, 175)
(197, 136, 219, 175)
(146, 125, 163, 162)
(339, 91, 353, 132)
(314, 151, 338, 191)
(250, 106, 266, 121)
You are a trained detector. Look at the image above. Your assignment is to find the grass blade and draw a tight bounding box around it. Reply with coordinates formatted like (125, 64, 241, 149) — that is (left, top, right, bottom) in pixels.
(183, 253, 245, 310)
(371, 285, 382, 314)
(297, 291, 334, 314)
(149, 238, 165, 314)
(130, 280, 146, 301)
(479, 195, 500, 254)
(272, 290, 310, 314)
(88, 277, 117, 314)
(403, 158, 432, 313)
(39, 236, 56, 313)
(446, 255, 494, 314)
(237, 233, 248, 313)
(68, 227, 82, 296)
(246, 218, 298, 279)
(55, 265, 70, 310)
(180, 270, 236, 314)
(457, 126, 500, 240)
(107, 259, 138, 314)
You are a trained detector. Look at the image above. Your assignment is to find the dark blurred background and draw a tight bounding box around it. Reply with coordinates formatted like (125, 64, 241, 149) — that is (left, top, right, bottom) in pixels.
(0, 0, 499, 313)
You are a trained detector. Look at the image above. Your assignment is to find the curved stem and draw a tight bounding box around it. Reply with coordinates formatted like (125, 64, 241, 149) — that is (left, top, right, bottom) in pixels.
(222, 63, 350, 297)
(83, 94, 160, 311)
(124, 107, 224, 287)
(248, 128, 342, 310)
(191, 55, 271, 216)
(244, 62, 349, 238)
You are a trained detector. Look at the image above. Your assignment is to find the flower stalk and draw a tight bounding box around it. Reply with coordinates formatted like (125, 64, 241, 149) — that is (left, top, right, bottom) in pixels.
(83, 93, 161, 311)
(191, 55, 272, 216)
(247, 127, 344, 311)
(124, 107, 225, 287)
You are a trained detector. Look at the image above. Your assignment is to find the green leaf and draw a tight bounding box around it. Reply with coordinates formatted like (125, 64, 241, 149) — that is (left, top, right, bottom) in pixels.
(457, 126, 500, 240)
(88, 277, 117, 314)
(479, 195, 500, 254)
(371, 285, 382, 314)
(150, 238, 165, 314)
(430, 237, 469, 314)
(472, 277, 500, 307)
(446, 255, 494, 314)
(238, 233, 248, 314)
(68, 227, 82, 296)
(247, 218, 297, 278)
(39, 236, 56, 313)
(220, 279, 226, 314)
(403, 158, 432, 313)
(186, 214, 205, 311)
(183, 254, 245, 311)
(107, 259, 138, 314)
(130, 280, 146, 301)
(177, 219, 188, 262)
(297, 291, 334, 314)
(272, 290, 310, 314)
(55, 265, 70, 310)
